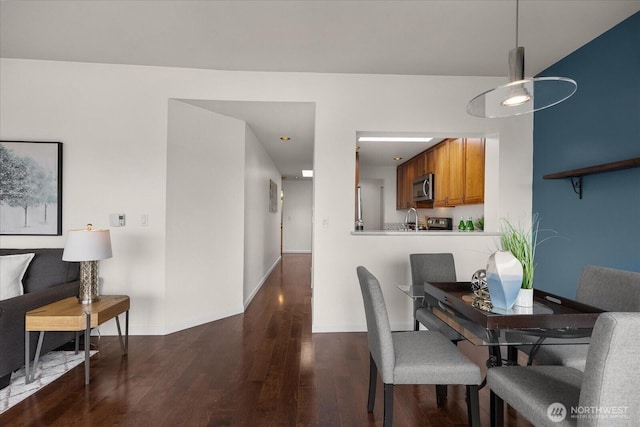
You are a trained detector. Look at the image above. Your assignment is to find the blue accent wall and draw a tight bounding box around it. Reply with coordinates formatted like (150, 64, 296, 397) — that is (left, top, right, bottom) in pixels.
(532, 12, 640, 298)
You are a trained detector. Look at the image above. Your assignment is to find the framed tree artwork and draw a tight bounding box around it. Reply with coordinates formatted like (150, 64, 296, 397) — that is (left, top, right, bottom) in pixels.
(0, 141, 63, 235)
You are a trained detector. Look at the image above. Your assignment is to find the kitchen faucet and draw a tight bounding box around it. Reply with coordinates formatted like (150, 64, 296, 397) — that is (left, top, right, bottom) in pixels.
(404, 208, 419, 232)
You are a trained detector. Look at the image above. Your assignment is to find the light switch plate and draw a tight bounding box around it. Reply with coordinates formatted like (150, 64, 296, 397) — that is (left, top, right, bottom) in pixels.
(109, 213, 126, 227)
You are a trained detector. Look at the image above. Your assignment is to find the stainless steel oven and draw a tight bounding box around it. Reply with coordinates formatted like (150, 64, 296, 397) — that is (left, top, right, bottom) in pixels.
(412, 173, 434, 202)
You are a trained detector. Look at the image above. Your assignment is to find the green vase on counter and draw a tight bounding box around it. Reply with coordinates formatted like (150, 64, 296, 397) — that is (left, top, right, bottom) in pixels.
(466, 218, 474, 231)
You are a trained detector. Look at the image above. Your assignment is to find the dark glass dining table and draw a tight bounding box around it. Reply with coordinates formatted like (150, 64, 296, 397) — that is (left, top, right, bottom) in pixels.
(397, 281, 604, 366)
(399, 280, 606, 416)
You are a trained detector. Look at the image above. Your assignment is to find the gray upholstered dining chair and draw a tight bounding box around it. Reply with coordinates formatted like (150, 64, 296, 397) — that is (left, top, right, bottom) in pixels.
(356, 266, 481, 427)
(488, 312, 640, 427)
(410, 253, 466, 406)
(410, 253, 465, 341)
(518, 265, 640, 370)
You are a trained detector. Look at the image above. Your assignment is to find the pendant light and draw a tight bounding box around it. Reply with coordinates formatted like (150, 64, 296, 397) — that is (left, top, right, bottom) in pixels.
(466, 0, 577, 118)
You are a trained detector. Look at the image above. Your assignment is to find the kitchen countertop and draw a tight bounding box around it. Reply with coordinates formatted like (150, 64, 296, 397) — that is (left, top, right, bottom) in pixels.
(351, 230, 500, 236)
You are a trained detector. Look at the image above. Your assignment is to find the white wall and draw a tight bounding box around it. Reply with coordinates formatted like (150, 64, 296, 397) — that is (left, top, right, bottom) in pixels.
(282, 179, 312, 253)
(359, 178, 383, 230)
(165, 100, 245, 333)
(0, 58, 533, 334)
(0, 60, 170, 334)
(360, 165, 396, 228)
(243, 124, 282, 306)
(309, 74, 532, 332)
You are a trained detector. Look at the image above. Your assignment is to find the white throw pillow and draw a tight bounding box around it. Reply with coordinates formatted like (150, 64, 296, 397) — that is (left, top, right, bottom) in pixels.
(0, 253, 35, 300)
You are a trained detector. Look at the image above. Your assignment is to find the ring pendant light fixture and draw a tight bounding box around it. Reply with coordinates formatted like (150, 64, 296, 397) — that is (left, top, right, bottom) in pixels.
(466, 0, 577, 118)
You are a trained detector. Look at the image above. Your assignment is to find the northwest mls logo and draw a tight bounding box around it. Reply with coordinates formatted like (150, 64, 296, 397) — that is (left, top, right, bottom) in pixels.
(547, 402, 567, 422)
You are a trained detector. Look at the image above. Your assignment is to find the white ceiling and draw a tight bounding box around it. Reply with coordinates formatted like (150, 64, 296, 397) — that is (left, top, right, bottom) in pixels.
(2, 0, 638, 177)
(181, 100, 316, 178)
(357, 136, 445, 169)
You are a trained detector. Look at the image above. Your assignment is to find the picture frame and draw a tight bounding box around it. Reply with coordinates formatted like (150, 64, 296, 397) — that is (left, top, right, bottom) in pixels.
(0, 141, 63, 235)
(269, 179, 278, 213)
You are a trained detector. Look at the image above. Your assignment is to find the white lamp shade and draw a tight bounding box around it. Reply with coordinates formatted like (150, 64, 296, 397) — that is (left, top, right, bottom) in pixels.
(62, 228, 113, 261)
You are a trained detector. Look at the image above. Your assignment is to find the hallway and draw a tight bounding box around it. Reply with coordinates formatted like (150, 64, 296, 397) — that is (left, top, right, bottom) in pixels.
(2, 253, 531, 426)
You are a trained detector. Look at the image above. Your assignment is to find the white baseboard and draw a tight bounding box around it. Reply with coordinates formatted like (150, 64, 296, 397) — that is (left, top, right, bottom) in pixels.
(243, 255, 281, 308)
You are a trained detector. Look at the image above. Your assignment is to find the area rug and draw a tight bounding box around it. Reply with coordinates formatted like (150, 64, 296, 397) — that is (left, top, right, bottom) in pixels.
(0, 350, 97, 414)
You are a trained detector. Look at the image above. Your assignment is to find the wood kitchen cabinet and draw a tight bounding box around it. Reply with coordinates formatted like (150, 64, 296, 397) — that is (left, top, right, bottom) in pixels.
(414, 150, 435, 178)
(396, 161, 414, 209)
(425, 150, 435, 177)
(396, 137, 484, 209)
(463, 138, 485, 204)
(446, 138, 465, 205)
(396, 162, 405, 209)
(433, 141, 450, 207)
(433, 137, 485, 207)
(414, 152, 426, 177)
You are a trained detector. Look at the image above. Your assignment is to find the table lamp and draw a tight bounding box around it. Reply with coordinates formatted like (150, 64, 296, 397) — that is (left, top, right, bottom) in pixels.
(62, 224, 113, 304)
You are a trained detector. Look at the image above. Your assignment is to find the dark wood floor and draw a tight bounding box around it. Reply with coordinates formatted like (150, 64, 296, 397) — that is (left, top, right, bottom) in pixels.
(2, 253, 532, 426)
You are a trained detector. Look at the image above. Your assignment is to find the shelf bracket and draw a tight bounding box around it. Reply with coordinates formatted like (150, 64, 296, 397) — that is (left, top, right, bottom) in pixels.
(544, 157, 640, 200)
(570, 176, 583, 199)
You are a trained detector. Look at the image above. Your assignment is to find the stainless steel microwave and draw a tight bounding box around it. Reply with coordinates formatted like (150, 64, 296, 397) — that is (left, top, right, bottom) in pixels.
(412, 173, 434, 202)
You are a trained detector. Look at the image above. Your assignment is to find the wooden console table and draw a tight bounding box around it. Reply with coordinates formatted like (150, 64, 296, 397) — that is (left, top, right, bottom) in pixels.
(25, 295, 130, 385)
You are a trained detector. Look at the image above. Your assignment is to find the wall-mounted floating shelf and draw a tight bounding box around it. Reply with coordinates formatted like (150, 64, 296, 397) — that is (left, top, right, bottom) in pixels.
(543, 157, 640, 199)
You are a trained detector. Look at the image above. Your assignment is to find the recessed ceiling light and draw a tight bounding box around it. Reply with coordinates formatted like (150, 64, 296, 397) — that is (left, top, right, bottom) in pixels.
(358, 137, 433, 143)
(280, 136, 291, 141)
(393, 157, 403, 161)
(302, 169, 313, 178)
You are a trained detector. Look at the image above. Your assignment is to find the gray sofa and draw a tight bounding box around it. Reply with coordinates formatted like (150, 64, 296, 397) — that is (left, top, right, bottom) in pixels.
(0, 248, 80, 389)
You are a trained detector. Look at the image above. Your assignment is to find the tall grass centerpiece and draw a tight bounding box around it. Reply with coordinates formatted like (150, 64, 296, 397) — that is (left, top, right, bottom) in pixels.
(499, 215, 540, 290)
